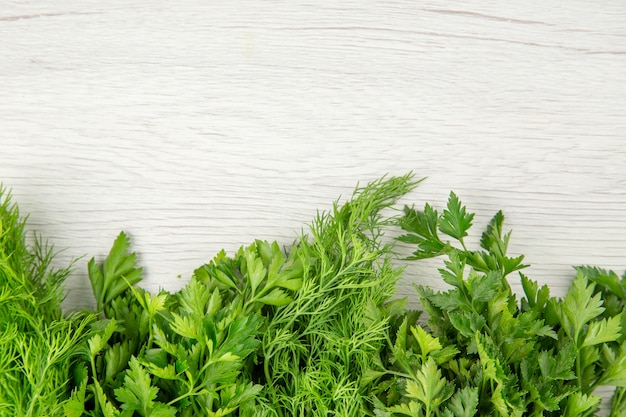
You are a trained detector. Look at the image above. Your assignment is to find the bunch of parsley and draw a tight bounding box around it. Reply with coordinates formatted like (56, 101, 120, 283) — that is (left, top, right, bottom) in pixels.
(379, 192, 626, 417)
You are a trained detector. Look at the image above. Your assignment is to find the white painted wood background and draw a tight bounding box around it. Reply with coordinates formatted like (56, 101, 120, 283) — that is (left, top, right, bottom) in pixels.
(2, 0, 626, 320)
(1, 0, 625, 412)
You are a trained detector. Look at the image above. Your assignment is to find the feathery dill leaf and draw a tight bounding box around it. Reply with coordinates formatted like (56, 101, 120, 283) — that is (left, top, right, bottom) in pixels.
(0, 186, 97, 417)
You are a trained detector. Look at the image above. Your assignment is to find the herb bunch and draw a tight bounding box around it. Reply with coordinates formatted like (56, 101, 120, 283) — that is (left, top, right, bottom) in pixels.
(1, 175, 625, 417)
(381, 191, 626, 417)
(0, 187, 96, 417)
(74, 173, 421, 416)
(256, 175, 419, 415)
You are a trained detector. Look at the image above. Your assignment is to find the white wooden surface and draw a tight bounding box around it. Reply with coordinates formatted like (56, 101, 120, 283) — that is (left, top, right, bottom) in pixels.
(2, 1, 626, 310)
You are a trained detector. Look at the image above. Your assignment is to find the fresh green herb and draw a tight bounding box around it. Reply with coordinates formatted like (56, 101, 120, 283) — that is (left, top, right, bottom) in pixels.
(254, 174, 420, 416)
(2, 174, 625, 417)
(0, 186, 97, 417)
(78, 173, 421, 416)
(389, 191, 626, 417)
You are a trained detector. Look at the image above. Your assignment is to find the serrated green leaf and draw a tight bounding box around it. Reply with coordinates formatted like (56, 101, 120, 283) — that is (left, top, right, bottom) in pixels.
(475, 333, 506, 385)
(491, 384, 508, 416)
(275, 276, 303, 292)
(215, 315, 262, 361)
(480, 210, 505, 253)
(406, 357, 454, 413)
(388, 401, 423, 416)
(432, 345, 460, 366)
(146, 362, 179, 381)
(255, 239, 276, 266)
(64, 365, 88, 417)
(362, 368, 387, 388)
(602, 344, 626, 387)
(560, 272, 605, 342)
(393, 316, 409, 356)
(169, 313, 199, 339)
(411, 325, 442, 359)
(577, 266, 626, 300)
(565, 392, 601, 417)
(212, 267, 238, 290)
(223, 381, 263, 407)
(449, 311, 486, 338)
(114, 357, 159, 414)
(89, 231, 143, 312)
(265, 242, 285, 281)
(428, 288, 466, 311)
(88, 318, 118, 357)
(400, 203, 447, 259)
(256, 288, 292, 306)
(487, 290, 511, 325)
(397, 233, 426, 245)
(446, 386, 479, 417)
(579, 345, 601, 385)
(520, 273, 550, 312)
(440, 252, 466, 289)
(400, 204, 439, 239)
(582, 315, 622, 348)
(150, 403, 177, 417)
(103, 232, 133, 276)
(439, 192, 474, 241)
(177, 278, 211, 316)
(538, 343, 576, 381)
(474, 211, 528, 277)
(244, 246, 266, 295)
(385, 297, 409, 318)
(372, 396, 393, 417)
(152, 325, 178, 356)
(500, 254, 528, 277)
(87, 258, 105, 308)
(105, 339, 135, 385)
(93, 379, 120, 417)
(141, 347, 166, 367)
(468, 270, 502, 304)
(143, 291, 168, 318)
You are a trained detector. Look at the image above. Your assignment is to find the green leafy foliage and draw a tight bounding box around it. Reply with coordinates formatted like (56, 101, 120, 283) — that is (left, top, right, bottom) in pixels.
(0, 186, 97, 417)
(394, 191, 626, 417)
(88, 231, 143, 314)
(113, 357, 176, 417)
(2, 174, 626, 417)
(76, 173, 421, 416)
(438, 192, 474, 243)
(254, 174, 421, 416)
(83, 236, 269, 416)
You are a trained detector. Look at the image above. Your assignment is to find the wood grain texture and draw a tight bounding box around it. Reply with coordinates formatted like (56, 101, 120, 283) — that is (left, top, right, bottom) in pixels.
(1, 1, 625, 409)
(2, 0, 626, 319)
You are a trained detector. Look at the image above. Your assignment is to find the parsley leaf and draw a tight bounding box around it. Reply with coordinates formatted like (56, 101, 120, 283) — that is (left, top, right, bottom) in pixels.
(439, 191, 474, 244)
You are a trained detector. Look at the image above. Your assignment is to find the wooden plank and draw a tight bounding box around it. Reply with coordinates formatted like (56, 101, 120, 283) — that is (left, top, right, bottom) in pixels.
(1, 4, 625, 409)
(2, 0, 625, 299)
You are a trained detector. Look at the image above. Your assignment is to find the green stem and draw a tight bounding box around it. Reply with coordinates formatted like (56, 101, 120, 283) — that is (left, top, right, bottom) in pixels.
(610, 387, 625, 417)
(166, 387, 205, 407)
(24, 391, 39, 417)
(88, 355, 112, 414)
(576, 351, 584, 392)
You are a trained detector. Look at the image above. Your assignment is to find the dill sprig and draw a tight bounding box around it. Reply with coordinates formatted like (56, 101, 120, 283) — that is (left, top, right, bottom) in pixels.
(257, 173, 421, 416)
(0, 186, 96, 417)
